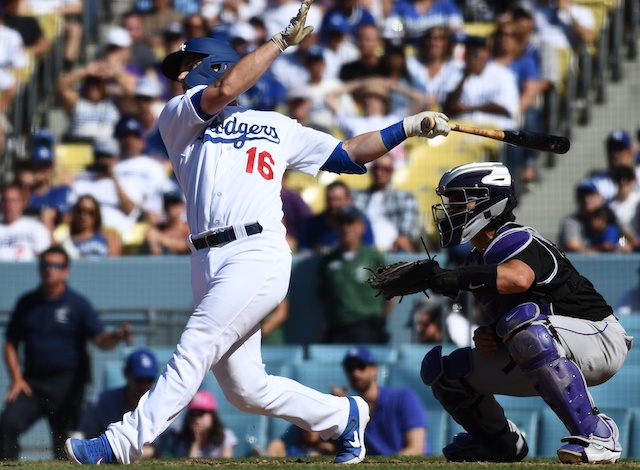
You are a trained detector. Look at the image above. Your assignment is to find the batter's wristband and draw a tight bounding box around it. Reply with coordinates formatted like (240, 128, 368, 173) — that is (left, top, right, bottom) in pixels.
(457, 264, 498, 294)
(380, 121, 407, 150)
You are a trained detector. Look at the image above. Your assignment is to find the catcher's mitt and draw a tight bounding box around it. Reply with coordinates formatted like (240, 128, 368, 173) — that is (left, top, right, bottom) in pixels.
(366, 258, 443, 300)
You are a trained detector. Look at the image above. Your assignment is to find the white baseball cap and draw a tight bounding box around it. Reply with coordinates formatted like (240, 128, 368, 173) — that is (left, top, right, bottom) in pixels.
(134, 78, 163, 99)
(106, 27, 132, 48)
(228, 22, 256, 43)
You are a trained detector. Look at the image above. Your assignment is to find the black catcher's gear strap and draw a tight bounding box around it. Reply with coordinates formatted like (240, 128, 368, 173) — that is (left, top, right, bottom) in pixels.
(430, 264, 499, 297)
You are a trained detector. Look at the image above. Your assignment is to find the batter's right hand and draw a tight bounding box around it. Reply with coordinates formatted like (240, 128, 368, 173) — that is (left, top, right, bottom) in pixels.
(473, 325, 500, 356)
(271, 0, 315, 52)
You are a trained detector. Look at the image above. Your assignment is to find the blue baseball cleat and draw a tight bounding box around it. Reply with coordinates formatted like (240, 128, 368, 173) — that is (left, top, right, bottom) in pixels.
(65, 434, 116, 465)
(334, 396, 370, 465)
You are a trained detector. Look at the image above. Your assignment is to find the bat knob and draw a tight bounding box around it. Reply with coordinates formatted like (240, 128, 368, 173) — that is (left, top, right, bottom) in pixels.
(421, 116, 436, 133)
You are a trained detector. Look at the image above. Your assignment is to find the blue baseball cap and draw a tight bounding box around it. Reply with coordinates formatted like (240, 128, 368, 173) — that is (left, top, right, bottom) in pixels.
(33, 129, 55, 148)
(125, 349, 158, 380)
(606, 130, 633, 151)
(343, 346, 378, 368)
(114, 115, 144, 139)
(31, 145, 54, 165)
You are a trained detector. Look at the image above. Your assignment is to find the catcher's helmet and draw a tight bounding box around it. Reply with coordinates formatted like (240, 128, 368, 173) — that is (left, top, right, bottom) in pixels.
(161, 37, 240, 89)
(432, 162, 517, 248)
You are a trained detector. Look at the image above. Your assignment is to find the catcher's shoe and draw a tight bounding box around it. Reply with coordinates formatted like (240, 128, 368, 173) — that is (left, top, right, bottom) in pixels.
(334, 396, 370, 464)
(557, 414, 622, 464)
(443, 420, 528, 462)
(65, 434, 116, 465)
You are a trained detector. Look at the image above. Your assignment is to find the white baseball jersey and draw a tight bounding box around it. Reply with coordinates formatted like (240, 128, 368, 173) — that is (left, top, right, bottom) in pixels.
(158, 85, 340, 236)
(0, 217, 51, 261)
(104, 85, 356, 464)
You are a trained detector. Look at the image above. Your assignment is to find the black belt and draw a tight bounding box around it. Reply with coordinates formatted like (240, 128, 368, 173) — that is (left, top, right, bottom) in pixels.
(192, 222, 263, 250)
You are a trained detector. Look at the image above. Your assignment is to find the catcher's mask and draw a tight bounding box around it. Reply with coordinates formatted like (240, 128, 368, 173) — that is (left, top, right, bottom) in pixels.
(432, 162, 517, 248)
(161, 37, 240, 89)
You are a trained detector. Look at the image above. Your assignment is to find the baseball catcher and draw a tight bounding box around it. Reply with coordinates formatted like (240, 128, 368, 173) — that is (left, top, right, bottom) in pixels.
(368, 162, 632, 464)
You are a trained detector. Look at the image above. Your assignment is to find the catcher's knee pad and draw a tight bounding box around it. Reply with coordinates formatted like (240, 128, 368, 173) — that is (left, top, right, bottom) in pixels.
(497, 303, 600, 436)
(421, 345, 475, 408)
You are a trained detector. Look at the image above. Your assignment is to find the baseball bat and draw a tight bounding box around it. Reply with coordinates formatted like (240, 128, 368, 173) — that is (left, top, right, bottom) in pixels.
(421, 117, 570, 154)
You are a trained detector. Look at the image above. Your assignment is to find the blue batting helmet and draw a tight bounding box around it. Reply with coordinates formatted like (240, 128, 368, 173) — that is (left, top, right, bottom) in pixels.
(161, 37, 240, 89)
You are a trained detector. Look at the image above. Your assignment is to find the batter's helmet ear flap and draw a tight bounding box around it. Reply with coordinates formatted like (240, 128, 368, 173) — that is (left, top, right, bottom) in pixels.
(161, 37, 240, 88)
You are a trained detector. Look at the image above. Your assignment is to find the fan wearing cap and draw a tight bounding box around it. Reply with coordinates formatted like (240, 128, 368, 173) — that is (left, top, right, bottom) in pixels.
(316, 205, 393, 344)
(93, 26, 138, 96)
(24, 130, 73, 233)
(583, 130, 640, 204)
(139, 0, 184, 55)
(331, 347, 427, 456)
(558, 180, 607, 253)
(442, 34, 520, 131)
(77, 349, 160, 459)
(161, 390, 237, 458)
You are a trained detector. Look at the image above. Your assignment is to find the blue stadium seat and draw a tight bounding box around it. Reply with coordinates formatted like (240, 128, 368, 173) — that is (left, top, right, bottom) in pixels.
(386, 360, 443, 411)
(619, 315, 640, 338)
(306, 344, 398, 364)
(223, 411, 269, 457)
(396, 343, 459, 364)
(292, 362, 366, 395)
(628, 408, 640, 459)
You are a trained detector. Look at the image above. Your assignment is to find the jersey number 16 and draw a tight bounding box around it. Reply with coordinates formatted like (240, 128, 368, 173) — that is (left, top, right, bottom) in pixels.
(245, 147, 274, 181)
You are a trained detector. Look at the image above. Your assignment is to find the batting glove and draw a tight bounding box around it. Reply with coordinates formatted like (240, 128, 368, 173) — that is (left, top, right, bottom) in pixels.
(271, 0, 315, 52)
(403, 111, 450, 139)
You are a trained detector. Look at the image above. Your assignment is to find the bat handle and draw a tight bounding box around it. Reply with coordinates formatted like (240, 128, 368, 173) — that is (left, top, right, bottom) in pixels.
(421, 116, 436, 133)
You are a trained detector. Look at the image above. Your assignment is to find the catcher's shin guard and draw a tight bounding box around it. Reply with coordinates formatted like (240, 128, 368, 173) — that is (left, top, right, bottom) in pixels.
(421, 346, 527, 461)
(496, 302, 601, 437)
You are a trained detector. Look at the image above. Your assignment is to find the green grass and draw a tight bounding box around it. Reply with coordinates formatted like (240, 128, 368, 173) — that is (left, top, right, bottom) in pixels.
(2, 456, 640, 470)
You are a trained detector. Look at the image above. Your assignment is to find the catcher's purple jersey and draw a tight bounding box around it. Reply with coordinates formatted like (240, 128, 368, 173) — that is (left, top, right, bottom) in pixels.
(465, 223, 613, 322)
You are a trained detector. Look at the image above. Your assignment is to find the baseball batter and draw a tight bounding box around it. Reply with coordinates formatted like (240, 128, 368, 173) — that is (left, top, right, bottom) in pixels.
(418, 162, 632, 464)
(64, 0, 450, 465)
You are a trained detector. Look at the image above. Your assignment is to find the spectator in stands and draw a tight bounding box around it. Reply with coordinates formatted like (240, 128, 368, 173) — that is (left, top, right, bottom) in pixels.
(160, 390, 237, 458)
(301, 47, 356, 133)
(615, 267, 640, 315)
(352, 154, 420, 252)
(491, 19, 543, 192)
(405, 25, 460, 111)
(55, 194, 122, 258)
(24, 0, 83, 71)
(56, 60, 121, 143)
(12, 160, 35, 205)
(76, 349, 159, 458)
(92, 27, 140, 106)
(298, 181, 375, 254)
(2, 0, 52, 59)
(141, 191, 190, 255)
(316, 205, 392, 344)
(388, 0, 463, 44)
(320, 0, 376, 45)
(132, 77, 169, 163)
(182, 12, 211, 39)
(0, 246, 132, 460)
(0, 183, 51, 261)
(558, 180, 605, 253)
(262, 0, 323, 47)
(585, 206, 629, 253)
(267, 425, 336, 456)
(535, 0, 595, 50)
(112, 115, 177, 228)
(331, 346, 427, 455)
(339, 24, 386, 82)
(121, 11, 159, 75)
(317, 15, 360, 80)
(281, 170, 313, 252)
(379, 42, 426, 116)
(157, 21, 188, 99)
(139, 0, 184, 54)
(442, 34, 520, 132)
(0, 4, 28, 156)
(587, 130, 640, 203)
(409, 295, 476, 347)
(607, 165, 640, 251)
(25, 130, 72, 232)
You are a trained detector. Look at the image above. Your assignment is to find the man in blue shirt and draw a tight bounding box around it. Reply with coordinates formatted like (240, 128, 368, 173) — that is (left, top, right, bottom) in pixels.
(0, 246, 132, 460)
(77, 349, 159, 458)
(333, 346, 427, 455)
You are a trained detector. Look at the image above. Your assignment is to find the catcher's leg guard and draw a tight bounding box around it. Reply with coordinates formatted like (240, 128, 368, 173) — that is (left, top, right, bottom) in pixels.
(421, 346, 528, 462)
(496, 302, 620, 461)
